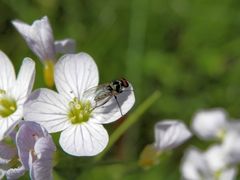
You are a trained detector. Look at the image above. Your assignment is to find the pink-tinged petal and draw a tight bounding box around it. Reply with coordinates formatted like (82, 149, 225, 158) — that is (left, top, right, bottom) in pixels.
(54, 53, 99, 100)
(34, 137, 56, 160)
(5, 166, 25, 180)
(12, 16, 55, 62)
(16, 121, 45, 169)
(192, 108, 227, 140)
(24, 88, 71, 133)
(90, 83, 135, 124)
(54, 39, 76, 54)
(0, 51, 16, 91)
(0, 142, 17, 160)
(10, 58, 35, 105)
(29, 137, 55, 180)
(29, 155, 53, 180)
(59, 122, 108, 156)
(154, 120, 192, 151)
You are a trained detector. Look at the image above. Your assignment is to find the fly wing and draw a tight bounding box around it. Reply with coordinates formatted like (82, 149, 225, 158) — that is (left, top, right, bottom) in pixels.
(82, 84, 112, 108)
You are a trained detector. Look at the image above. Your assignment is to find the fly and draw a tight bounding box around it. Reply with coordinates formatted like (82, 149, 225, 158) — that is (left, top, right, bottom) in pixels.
(83, 78, 130, 116)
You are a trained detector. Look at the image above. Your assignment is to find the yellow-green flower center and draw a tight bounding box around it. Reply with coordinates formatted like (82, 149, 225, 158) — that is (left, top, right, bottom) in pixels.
(0, 90, 17, 118)
(68, 97, 92, 124)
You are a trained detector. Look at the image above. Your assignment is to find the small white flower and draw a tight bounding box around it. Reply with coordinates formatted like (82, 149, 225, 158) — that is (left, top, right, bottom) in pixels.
(12, 16, 76, 87)
(181, 147, 237, 180)
(154, 120, 192, 151)
(222, 131, 240, 165)
(24, 52, 135, 156)
(192, 108, 227, 140)
(181, 147, 212, 180)
(0, 51, 35, 140)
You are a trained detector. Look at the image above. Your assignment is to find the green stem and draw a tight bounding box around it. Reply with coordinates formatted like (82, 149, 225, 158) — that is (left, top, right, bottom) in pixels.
(95, 90, 161, 162)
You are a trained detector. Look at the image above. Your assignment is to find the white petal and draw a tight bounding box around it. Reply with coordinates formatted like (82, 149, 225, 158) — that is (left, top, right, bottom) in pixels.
(24, 88, 71, 133)
(54, 39, 76, 54)
(12, 16, 55, 61)
(10, 58, 35, 105)
(204, 145, 227, 172)
(90, 83, 135, 124)
(192, 108, 227, 140)
(59, 122, 108, 156)
(0, 169, 5, 179)
(54, 52, 99, 100)
(181, 147, 212, 180)
(222, 131, 240, 165)
(0, 109, 22, 141)
(220, 167, 237, 180)
(0, 51, 16, 91)
(154, 120, 192, 151)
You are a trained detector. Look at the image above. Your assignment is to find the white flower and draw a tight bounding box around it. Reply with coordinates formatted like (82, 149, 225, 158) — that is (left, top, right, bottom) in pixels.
(181, 147, 213, 180)
(192, 108, 227, 140)
(222, 131, 240, 165)
(154, 120, 192, 151)
(0, 51, 35, 141)
(24, 52, 135, 156)
(12, 16, 76, 87)
(181, 147, 237, 180)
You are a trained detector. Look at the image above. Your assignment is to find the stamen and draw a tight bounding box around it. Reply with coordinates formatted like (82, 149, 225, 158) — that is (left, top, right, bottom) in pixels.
(43, 60, 55, 88)
(68, 98, 92, 124)
(0, 91, 17, 118)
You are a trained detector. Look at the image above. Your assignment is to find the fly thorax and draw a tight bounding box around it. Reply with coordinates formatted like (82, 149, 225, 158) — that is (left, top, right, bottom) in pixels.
(0, 90, 17, 118)
(68, 97, 92, 124)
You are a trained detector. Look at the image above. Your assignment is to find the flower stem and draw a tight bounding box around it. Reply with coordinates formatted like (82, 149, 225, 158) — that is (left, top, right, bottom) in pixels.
(95, 90, 161, 162)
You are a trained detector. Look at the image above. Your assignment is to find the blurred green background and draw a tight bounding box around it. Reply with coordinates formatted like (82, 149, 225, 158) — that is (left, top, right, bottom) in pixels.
(1, 0, 240, 179)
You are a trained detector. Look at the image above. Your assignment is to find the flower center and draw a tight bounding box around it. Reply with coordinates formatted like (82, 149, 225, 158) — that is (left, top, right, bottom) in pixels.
(0, 90, 17, 118)
(68, 97, 92, 124)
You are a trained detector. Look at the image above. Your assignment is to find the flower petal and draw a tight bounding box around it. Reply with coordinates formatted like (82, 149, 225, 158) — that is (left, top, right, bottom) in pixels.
(59, 122, 108, 156)
(54, 39, 76, 54)
(0, 169, 5, 179)
(12, 16, 55, 61)
(16, 121, 45, 169)
(10, 58, 35, 105)
(192, 108, 227, 140)
(181, 147, 212, 180)
(154, 120, 192, 151)
(0, 51, 16, 91)
(5, 166, 25, 180)
(54, 52, 99, 100)
(0, 142, 17, 160)
(90, 83, 135, 124)
(0, 113, 22, 141)
(220, 167, 237, 180)
(24, 88, 71, 133)
(204, 145, 226, 172)
(29, 137, 55, 180)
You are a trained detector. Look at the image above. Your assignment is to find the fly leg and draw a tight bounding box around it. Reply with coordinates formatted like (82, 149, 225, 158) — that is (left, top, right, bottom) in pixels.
(114, 95, 123, 116)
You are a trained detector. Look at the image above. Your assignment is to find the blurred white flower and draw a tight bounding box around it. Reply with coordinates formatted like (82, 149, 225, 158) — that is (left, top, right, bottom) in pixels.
(12, 16, 76, 87)
(192, 108, 227, 140)
(181, 147, 212, 180)
(181, 147, 237, 180)
(222, 131, 240, 165)
(154, 120, 192, 151)
(24, 52, 135, 156)
(0, 51, 35, 141)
